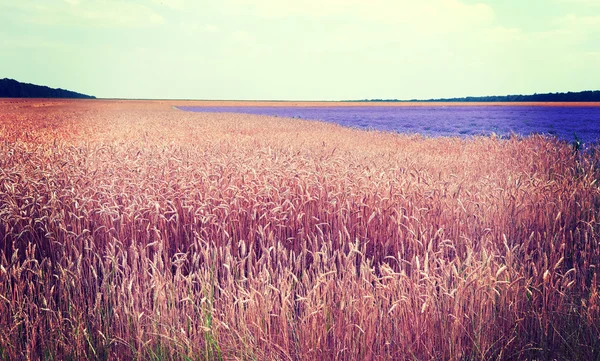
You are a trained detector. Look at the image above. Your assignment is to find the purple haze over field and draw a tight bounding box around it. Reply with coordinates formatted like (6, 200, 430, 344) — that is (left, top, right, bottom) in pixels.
(178, 105, 600, 145)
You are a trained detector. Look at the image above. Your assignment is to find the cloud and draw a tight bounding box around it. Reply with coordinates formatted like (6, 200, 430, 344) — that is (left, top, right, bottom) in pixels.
(204, 24, 219, 33)
(554, 0, 600, 6)
(0, 34, 70, 50)
(224, 0, 347, 18)
(224, 0, 495, 32)
(362, 0, 495, 31)
(219, 0, 498, 62)
(177, 23, 220, 34)
(2, 1, 165, 28)
(553, 14, 600, 31)
(152, 0, 185, 10)
(230, 30, 265, 57)
(231, 30, 255, 44)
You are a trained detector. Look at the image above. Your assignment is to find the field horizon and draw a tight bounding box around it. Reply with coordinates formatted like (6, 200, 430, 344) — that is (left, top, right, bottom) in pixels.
(4, 98, 600, 108)
(1, 99, 599, 360)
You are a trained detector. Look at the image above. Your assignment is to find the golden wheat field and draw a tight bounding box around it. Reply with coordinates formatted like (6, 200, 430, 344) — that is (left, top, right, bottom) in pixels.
(1, 99, 599, 360)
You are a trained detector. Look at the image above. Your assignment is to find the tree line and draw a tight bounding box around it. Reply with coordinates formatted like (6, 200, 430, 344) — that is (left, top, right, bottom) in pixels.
(356, 90, 600, 102)
(0, 78, 96, 99)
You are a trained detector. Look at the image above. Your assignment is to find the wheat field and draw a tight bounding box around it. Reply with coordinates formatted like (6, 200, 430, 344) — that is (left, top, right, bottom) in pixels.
(1, 99, 599, 360)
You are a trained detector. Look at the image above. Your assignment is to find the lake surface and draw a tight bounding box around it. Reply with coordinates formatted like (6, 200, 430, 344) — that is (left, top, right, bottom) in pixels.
(178, 105, 600, 145)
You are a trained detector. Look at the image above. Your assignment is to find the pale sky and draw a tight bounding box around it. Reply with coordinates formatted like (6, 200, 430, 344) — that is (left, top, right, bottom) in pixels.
(1, 0, 598, 100)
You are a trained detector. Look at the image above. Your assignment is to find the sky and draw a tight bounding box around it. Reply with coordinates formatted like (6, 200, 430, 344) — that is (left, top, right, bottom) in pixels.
(0, 0, 599, 100)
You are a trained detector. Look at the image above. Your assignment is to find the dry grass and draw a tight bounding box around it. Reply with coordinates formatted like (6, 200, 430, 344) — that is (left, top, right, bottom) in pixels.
(1, 99, 599, 360)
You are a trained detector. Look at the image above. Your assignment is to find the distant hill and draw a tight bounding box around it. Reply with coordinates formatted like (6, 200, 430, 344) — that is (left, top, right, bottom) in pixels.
(357, 90, 600, 103)
(0, 78, 96, 99)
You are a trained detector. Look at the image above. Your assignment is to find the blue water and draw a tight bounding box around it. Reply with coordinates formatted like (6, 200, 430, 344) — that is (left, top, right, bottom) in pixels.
(178, 105, 600, 145)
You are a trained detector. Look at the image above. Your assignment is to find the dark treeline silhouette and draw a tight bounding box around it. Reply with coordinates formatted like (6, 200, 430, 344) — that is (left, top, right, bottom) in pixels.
(0, 78, 96, 99)
(418, 90, 600, 102)
(355, 90, 600, 103)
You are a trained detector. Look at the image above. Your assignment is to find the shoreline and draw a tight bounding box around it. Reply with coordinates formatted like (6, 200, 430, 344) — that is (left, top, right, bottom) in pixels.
(2, 98, 600, 108)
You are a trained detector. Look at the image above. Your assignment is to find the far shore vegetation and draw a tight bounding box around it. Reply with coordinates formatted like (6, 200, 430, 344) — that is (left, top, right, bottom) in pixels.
(354, 89, 600, 103)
